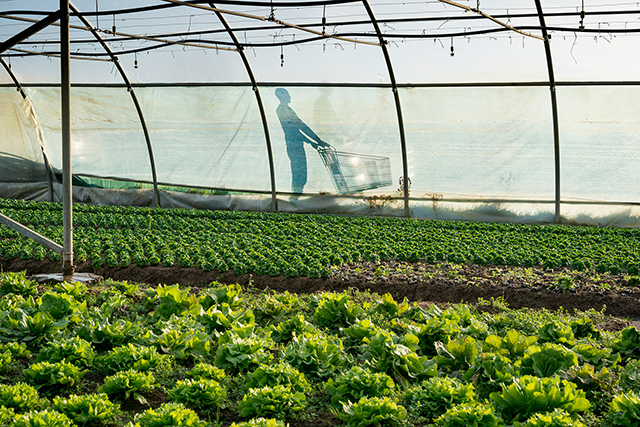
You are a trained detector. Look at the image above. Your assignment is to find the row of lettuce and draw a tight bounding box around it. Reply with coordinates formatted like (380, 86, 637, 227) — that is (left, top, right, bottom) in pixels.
(1, 198, 640, 277)
(0, 271, 640, 426)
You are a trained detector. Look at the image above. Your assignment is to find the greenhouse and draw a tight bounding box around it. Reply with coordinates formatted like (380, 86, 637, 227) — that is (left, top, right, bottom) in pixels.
(2, 0, 640, 228)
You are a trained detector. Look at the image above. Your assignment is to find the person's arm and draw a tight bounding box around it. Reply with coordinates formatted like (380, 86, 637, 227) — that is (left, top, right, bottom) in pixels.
(298, 122, 330, 148)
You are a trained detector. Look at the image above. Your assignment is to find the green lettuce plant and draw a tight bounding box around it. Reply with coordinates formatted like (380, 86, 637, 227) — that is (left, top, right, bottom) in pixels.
(230, 419, 286, 427)
(313, 292, 360, 330)
(517, 408, 586, 427)
(197, 303, 255, 333)
(571, 343, 619, 370)
(339, 396, 407, 427)
(327, 365, 395, 406)
(403, 376, 476, 421)
(13, 409, 74, 427)
(199, 283, 244, 310)
(52, 393, 120, 425)
(434, 403, 504, 427)
(146, 284, 201, 321)
(215, 330, 273, 373)
(283, 332, 345, 380)
(0, 382, 43, 412)
(517, 343, 579, 377)
(0, 271, 38, 297)
(238, 385, 306, 420)
(133, 402, 206, 427)
(271, 314, 315, 344)
(464, 353, 516, 395)
(246, 361, 311, 394)
(612, 327, 640, 359)
(97, 343, 171, 373)
(608, 391, 640, 427)
(361, 331, 437, 384)
(186, 363, 226, 381)
(489, 375, 591, 423)
(537, 322, 575, 346)
(434, 335, 479, 372)
(97, 368, 157, 404)
(24, 361, 85, 389)
(168, 378, 226, 409)
(35, 336, 95, 368)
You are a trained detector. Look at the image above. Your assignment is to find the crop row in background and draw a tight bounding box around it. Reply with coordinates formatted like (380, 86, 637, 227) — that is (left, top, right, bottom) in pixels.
(1, 199, 640, 278)
(0, 271, 639, 427)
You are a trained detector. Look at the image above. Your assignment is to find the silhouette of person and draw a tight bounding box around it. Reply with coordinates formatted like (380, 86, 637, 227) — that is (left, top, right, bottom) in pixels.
(275, 88, 329, 194)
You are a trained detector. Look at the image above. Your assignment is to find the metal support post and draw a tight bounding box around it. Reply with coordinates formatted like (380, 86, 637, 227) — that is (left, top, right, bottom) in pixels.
(60, 0, 74, 278)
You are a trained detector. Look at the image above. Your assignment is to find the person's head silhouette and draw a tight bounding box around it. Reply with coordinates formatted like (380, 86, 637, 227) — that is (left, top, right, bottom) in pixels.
(275, 88, 291, 104)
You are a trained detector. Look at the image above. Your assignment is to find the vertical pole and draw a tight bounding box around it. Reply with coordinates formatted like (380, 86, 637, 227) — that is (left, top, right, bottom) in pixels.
(60, 0, 74, 278)
(534, 0, 561, 224)
(362, 1, 410, 218)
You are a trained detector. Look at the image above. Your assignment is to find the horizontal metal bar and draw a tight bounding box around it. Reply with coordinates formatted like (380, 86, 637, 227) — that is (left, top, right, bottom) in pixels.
(0, 212, 63, 254)
(5, 80, 640, 90)
(0, 10, 60, 55)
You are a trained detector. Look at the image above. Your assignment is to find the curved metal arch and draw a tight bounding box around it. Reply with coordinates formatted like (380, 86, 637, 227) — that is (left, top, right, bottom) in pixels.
(533, 0, 561, 224)
(0, 57, 56, 202)
(68, 2, 161, 208)
(361, 0, 410, 218)
(209, 2, 278, 212)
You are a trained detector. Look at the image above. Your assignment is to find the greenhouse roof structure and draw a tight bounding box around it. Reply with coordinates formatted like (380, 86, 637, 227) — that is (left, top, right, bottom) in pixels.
(2, 0, 640, 239)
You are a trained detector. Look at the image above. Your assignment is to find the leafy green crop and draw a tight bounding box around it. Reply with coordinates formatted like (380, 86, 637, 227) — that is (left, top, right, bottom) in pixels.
(133, 402, 206, 427)
(146, 284, 201, 321)
(361, 331, 437, 384)
(0, 271, 38, 297)
(518, 408, 586, 427)
(518, 343, 579, 377)
(0, 382, 43, 413)
(326, 365, 395, 406)
(97, 369, 157, 404)
(230, 419, 286, 427)
(13, 409, 74, 427)
(612, 327, 640, 359)
(313, 292, 360, 330)
(608, 391, 640, 427)
(246, 361, 311, 394)
(186, 363, 226, 382)
(490, 375, 591, 423)
(238, 385, 306, 420)
(339, 396, 407, 427)
(215, 330, 272, 374)
(403, 376, 475, 420)
(97, 343, 171, 373)
(24, 361, 85, 388)
(35, 337, 95, 368)
(284, 332, 345, 380)
(434, 403, 503, 427)
(52, 393, 120, 425)
(167, 378, 226, 409)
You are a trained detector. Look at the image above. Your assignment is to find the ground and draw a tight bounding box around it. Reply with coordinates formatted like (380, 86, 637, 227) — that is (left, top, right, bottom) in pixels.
(2, 256, 639, 320)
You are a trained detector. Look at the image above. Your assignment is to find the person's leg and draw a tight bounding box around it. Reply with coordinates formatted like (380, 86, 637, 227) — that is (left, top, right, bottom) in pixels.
(287, 145, 307, 193)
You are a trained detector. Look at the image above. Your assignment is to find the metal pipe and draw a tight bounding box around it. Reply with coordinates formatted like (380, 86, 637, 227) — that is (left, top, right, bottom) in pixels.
(0, 57, 56, 202)
(60, 0, 74, 277)
(534, 0, 561, 224)
(0, 213, 63, 254)
(69, 2, 161, 207)
(209, 2, 278, 211)
(0, 10, 60, 55)
(361, 0, 410, 218)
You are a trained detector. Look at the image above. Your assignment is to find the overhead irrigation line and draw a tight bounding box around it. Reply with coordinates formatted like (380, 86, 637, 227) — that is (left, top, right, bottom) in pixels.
(0, 13, 238, 53)
(159, 0, 380, 47)
(5, 23, 640, 59)
(438, 0, 543, 40)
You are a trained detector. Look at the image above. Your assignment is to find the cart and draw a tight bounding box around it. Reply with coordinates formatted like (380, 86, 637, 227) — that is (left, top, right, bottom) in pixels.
(317, 145, 392, 193)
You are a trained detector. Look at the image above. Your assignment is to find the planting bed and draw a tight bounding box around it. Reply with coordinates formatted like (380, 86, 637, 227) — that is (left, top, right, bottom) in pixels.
(2, 198, 640, 426)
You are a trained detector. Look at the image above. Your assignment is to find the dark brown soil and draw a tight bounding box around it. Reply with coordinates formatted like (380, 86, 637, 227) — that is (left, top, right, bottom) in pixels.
(3, 256, 640, 319)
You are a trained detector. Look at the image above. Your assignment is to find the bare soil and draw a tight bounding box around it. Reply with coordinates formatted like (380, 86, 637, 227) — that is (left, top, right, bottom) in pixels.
(2, 256, 639, 319)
